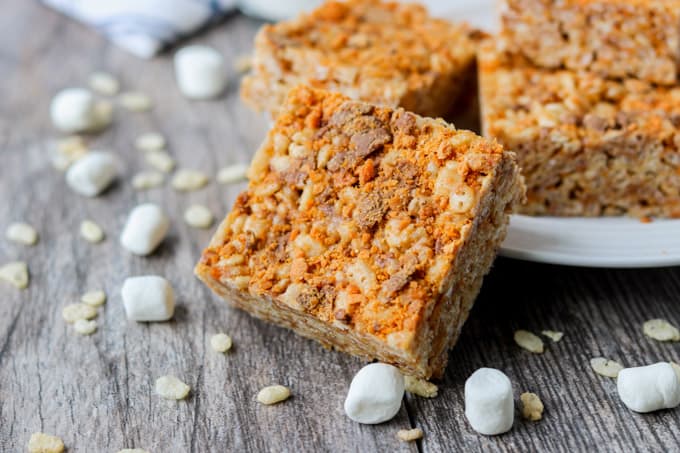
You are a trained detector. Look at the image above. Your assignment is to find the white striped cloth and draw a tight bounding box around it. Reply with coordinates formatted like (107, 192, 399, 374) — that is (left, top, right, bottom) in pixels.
(42, 0, 496, 59)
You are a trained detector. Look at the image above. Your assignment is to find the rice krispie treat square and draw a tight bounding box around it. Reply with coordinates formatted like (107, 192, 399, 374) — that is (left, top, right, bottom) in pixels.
(499, 0, 680, 85)
(478, 40, 680, 217)
(241, 0, 478, 119)
(196, 85, 524, 378)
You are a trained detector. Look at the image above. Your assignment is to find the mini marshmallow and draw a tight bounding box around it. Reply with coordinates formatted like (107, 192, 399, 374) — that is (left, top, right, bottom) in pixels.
(120, 203, 169, 256)
(121, 275, 175, 322)
(66, 151, 119, 197)
(344, 363, 404, 424)
(617, 362, 680, 413)
(465, 368, 514, 435)
(50, 88, 110, 132)
(174, 45, 227, 100)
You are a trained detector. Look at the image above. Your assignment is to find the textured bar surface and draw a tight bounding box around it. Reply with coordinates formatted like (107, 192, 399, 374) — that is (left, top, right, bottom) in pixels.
(479, 39, 680, 217)
(196, 85, 524, 378)
(241, 0, 477, 118)
(499, 0, 680, 85)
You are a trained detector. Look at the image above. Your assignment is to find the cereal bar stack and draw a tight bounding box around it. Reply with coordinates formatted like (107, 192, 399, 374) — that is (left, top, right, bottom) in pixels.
(479, 0, 680, 217)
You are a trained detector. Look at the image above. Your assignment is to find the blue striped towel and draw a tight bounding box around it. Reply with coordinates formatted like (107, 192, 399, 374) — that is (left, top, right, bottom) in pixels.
(42, 0, 239, 58)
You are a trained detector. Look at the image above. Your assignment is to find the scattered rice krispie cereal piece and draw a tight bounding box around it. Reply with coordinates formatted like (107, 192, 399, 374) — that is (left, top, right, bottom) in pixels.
(145, 150, 176, 173)
(73, 319, 98, 335)
(119, 91, 152, 112)
(541, 330, 564, 342)
(93, 100, 113, 130)
(80, 220, 105, 243)
(6, 222, 39, 245)
(520, 392, 544, 421)
(233, 54, 252, 73)
(643, 319, 680, 342)
(514, 330, 544, 353)
(135, 132, 166, 152)
(256, 385, 290, 405)
(27, 432, 65, 453)
(196, 86, 524, 379)
(0, 261, 29, 289)
(184, 204, 214, 229)
(155, 375, 191, 400)
(89, 71, 120, 96)
(397, 428, 424, 442)
(50, 135, 88, 171)
(404, 375, 438, 398)
(132, 171, 164, 190)
(590, 357, 624, 378)
(81, 290, 106, 306)
(117, 449, 150, 453)
(171, 169, 209, 191)
(62, 303, 97, 323)
(241, 0, 478, 118)
(210, 333, 233, 352)
(217, 163, 249, 184)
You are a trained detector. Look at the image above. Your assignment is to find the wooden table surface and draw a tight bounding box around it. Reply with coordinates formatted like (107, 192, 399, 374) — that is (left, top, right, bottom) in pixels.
(2, 2, 680, 452)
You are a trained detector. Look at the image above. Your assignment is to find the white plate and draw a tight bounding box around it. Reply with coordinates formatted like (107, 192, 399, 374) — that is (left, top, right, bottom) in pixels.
(500, 216, 680, 268)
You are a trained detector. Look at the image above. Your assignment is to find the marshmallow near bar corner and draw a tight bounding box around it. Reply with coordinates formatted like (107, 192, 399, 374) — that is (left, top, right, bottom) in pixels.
(344, 363, 404, 424)
(174, 45, 227, 100)
(120, 203, 170, 255)
(617, 362, 680, 413)
(195, 85, 524, 379)
(465, 368, 514, 436)
(122, 275, 175, 321)
(66, 151, 119, 197)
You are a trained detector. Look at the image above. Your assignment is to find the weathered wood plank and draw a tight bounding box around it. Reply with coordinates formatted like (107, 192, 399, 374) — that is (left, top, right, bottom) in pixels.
(413, 261, 680, 452)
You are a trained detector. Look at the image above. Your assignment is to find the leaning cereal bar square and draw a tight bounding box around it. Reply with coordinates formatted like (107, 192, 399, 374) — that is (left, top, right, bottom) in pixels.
(196, 86, 523, 378)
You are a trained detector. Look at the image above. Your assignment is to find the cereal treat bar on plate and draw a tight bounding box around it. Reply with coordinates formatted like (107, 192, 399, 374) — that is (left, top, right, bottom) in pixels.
(196, 86, 524, 378)
(498, 0, 680, 85)
(241, 0, 477, 119)
(478, 39, 680, 217)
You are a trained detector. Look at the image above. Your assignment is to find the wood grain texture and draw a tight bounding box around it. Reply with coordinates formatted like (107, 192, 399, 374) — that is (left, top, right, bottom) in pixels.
(0, 1, 679, 452)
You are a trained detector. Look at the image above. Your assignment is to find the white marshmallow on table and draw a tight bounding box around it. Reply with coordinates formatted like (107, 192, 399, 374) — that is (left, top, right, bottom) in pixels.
(121, 275, 175, 322)
(66, 151, 119, 197)
(50, 88, 111, 132)
(344, 363, 404, 424)
(120, 203, 170, 256)
(465, 368, 514, 435)
(617, 362, 680, 413)
(174, 45, 227, 100)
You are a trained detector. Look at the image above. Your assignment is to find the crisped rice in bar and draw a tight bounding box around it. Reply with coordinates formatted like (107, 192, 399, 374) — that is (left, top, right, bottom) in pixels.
(499, 0, 680, 85)
(478, 39, 680, 217)
(196, 85, 524, 378)
(241, 0, 477, 119)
